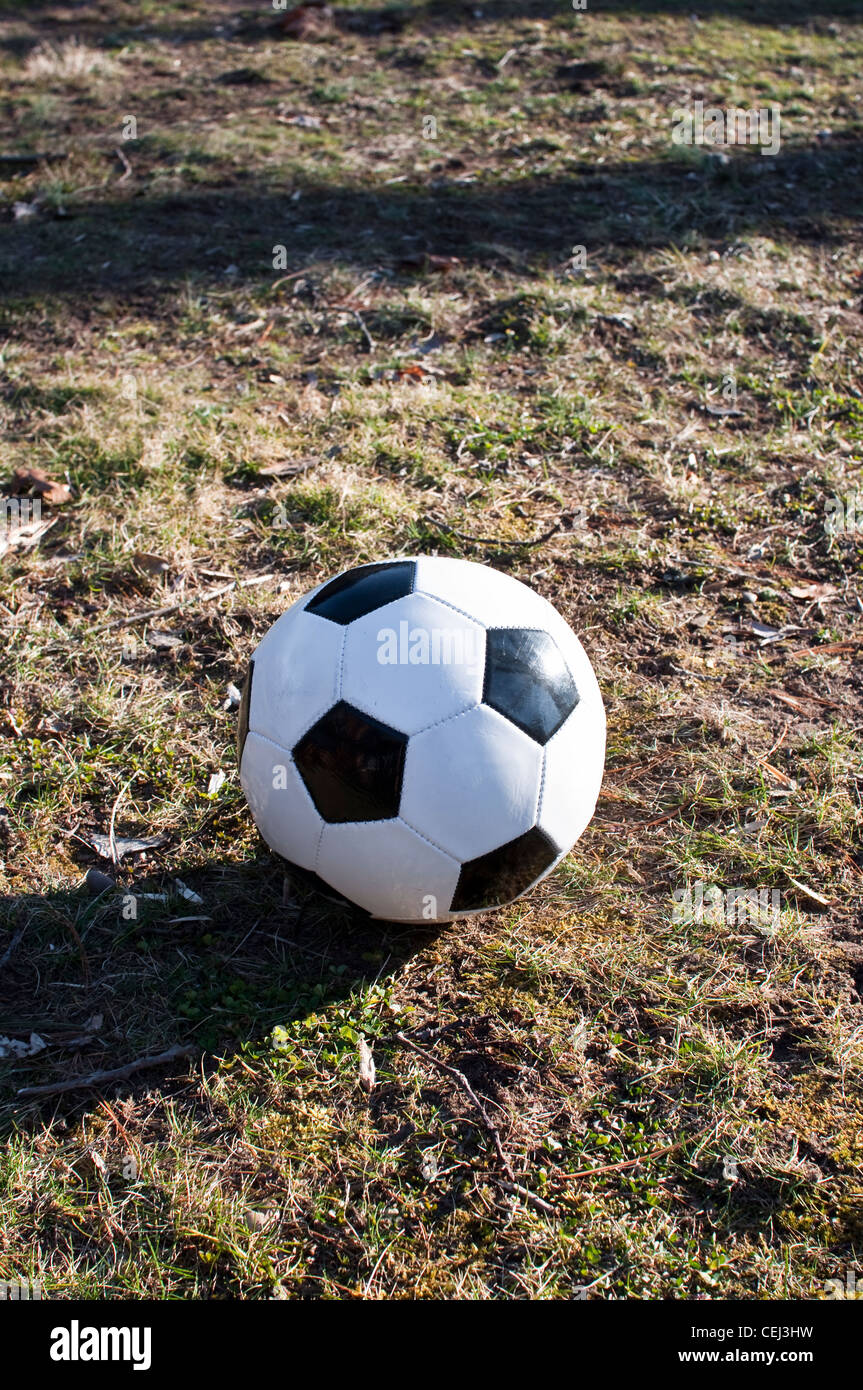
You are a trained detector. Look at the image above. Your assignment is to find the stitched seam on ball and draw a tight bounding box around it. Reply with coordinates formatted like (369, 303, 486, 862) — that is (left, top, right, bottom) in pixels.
(396, 816, 460, 864)
(410, 700, 482, 738)
(535, 746, 548, 829)
(312, 820, 326, 872)
(245, 729, 295, 762)
(413, 592, 487, 628)
(336, 627, 348, 701)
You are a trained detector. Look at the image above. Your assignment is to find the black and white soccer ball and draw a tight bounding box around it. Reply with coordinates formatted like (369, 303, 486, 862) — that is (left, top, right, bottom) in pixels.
(238, 557, 605, 922)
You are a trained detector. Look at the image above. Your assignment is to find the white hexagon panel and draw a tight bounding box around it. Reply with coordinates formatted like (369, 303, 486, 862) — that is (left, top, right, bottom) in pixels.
(240, 732, 323, 871)
(537, 675, 607, 855)
(400, 704, 543, 862)
(243, 603, 344, 749)
(340, 591, 484, 735)
(316, 819, 461, 922)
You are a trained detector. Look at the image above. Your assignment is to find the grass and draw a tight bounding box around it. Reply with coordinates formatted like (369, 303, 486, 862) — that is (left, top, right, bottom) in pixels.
(0, 0, 861, 1300)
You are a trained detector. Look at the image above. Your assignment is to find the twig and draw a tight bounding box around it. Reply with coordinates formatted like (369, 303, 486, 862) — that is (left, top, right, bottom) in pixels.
(574, 1262, 624, 1295)
(91, 581, 236, 633)
(411, 1014, 494, 1044)
(395, 1031, 561, 1216)
(107, 776, 134, 869)
(351, 308, 375, 352)
(395, 1030, 515, 1179)
(780, 639, 863, 660)
(91, 574, 274, 634)
(42, 1033, 104, 1051)
(17, 1045, 194, 1098)
(270, 268, 317, 292)
(497, 1180, 558, 1217)
(423, 516, 563, 550)
(0, 152, 64, 166)
(114, 146, 132, 183)
(554, 1126, 713, 1184)
(669, 663, 724, 684)
(596, 802, 693, 831)
(0, 925, 26, 972)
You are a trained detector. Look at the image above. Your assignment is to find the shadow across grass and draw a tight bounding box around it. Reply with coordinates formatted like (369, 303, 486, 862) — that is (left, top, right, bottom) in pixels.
(2, 134, 862, 307)
(0, 0, 860, 47)
(0, 856, 442, 1133)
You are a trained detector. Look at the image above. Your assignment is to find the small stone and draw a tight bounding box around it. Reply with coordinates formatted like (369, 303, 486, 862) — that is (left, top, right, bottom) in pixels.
(244, 1210, 270, 1232)
(85, 868, 116, 895)
(420, 1153, 439, 1182)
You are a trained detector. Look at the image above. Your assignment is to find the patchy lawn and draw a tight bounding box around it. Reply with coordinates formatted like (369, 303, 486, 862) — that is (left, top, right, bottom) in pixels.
(0, 0, 861, 1299)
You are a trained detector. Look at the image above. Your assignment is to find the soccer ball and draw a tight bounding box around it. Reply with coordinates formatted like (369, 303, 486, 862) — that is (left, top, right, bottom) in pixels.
(238, 557, 605, 922)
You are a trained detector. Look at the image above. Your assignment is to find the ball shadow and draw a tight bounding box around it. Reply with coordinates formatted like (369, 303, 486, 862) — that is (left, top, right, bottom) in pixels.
(0, 853, 444, 1135)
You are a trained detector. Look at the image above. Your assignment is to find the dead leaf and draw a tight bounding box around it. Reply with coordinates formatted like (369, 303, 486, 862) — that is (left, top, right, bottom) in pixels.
(277, 2, 334, 39)
(10, 466, 71, 506)
(257, 457, 318, 478)
(175, 879, 204, 906)
(0, 1032, 46, 1059)
(90, 833, 167, 861)
(427, 254, 461, 273)
(0, 513, 57, 558)
(785, 875, 831, 907)
(147, 629, 183, 650)
(132, 552, 171, 576)
(37, 713, 69, 735)
(788, 584, 837, 600)
(358, 1036, 375, 1093)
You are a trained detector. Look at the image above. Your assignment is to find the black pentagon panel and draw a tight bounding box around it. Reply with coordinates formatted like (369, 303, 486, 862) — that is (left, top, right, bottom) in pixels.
(237, 659, 254, 766)
(293, 700, 407, 823)
(305, 561, 415, 625)
(451, 827, 558, 912)
(483, 628, 579, 745)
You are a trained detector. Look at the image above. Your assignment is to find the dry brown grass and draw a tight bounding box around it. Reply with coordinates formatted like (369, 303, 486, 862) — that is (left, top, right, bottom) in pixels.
(0, 0, 861, 1300)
